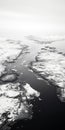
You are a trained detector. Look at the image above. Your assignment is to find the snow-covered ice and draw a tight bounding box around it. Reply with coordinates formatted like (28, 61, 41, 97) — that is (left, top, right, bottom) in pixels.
(0, 82, 40, 125)
(30, 46, 65, 101)
(23, 83, 40, 99)
(0, 37, 40, 128)
(0, 38, 28, 77)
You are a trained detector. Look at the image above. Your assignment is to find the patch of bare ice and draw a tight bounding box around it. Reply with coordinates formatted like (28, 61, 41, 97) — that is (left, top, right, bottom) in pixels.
(0, 65, 6, 77)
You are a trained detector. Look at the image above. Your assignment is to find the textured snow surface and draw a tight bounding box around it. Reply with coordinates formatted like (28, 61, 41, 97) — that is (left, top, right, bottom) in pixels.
(31, 46, 65, 88)
(30, 46, 65, 101)
(0, 83, 40, 125)
(0, 39, 27, 76)
(0, 38, 40, 127)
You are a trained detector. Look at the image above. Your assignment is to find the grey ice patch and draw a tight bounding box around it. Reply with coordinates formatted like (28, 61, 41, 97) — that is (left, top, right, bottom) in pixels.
(1, 73, 18, 82)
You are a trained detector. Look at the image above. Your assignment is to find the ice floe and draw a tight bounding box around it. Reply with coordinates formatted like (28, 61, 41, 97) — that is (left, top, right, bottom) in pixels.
(23, 83, 40, 99)
(1, 73, 18, 82)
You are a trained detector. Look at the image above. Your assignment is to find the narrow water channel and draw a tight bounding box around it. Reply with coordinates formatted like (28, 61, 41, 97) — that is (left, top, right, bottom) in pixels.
(5, 42, 65, 129)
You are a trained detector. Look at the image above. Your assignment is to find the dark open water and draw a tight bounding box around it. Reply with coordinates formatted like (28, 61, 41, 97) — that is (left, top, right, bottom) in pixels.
(6, 40, 65, 129)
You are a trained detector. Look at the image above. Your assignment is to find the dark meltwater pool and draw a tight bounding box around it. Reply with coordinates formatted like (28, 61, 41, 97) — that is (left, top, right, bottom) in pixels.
(5, 41, 65, 129)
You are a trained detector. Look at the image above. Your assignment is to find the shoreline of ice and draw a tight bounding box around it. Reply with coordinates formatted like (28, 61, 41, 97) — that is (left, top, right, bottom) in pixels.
(29, 45, 65, 102)
(0, 37, 40, 129)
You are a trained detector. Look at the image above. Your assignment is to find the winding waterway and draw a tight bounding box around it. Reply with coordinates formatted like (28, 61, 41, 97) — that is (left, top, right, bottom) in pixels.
(5, 40, 65, 129)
